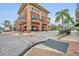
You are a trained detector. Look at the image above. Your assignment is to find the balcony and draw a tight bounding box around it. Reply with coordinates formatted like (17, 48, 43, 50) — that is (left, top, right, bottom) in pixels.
(32, 17, 41, 23)
(41, 18, 50, 24)
(41, 19, 47, 23)
(16, 15, 27, 24)
(31, 16, 50, 24)
(32, 17, 40, 20)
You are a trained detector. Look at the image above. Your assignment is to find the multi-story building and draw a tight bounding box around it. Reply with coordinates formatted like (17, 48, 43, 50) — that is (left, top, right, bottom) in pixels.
(75, 3, 79, 26)
(76, 3, 79, 22)
(14, 3, 50, 32)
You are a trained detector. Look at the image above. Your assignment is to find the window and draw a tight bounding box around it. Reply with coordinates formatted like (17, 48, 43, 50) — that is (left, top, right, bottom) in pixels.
(35, 8, 39, 13)
(31, 26, 37, 31)
(32, 14, 35, 20)
(32, 7, 34, 10)
(32, 13, 40, 20)
(42, 12, 47, 16)
(35, 9, 37, 12)
(37, 9, 39, 13)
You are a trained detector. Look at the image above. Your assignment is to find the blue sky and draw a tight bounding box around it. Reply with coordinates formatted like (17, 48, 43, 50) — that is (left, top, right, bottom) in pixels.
(0, 3, 76, 27)
(0, 3, 21, 27)
(39, 3, 76, 25)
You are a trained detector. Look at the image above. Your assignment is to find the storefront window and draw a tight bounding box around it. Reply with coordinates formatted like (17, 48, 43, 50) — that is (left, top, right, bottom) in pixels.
(31, 26, 37, 31)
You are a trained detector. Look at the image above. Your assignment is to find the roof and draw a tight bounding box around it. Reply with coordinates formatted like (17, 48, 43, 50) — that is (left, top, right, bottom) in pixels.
(17, 3, 49, 15)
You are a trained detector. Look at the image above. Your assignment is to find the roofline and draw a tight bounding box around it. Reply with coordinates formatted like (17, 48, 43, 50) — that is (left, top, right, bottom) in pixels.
(17, 3, 27, 15)
(17, 3, 49, 15)
(31, 3, 49, 14)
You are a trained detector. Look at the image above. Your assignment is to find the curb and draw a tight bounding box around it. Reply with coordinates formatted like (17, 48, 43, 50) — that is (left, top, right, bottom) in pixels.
(18, 41, 46, 56)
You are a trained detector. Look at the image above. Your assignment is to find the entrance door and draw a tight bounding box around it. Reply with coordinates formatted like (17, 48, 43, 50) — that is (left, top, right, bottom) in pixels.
(31, 26, 39, 31)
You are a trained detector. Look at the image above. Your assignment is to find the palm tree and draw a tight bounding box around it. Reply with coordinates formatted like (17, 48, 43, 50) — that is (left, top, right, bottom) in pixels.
(55, 9, 74, 35)
(55, 9, 69, 28)
(55, 9, 74, 29)
(64, 17, 74, 29)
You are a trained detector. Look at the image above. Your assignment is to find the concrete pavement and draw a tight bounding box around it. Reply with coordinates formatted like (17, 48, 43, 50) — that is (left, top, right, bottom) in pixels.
(0, 31, 79, 56)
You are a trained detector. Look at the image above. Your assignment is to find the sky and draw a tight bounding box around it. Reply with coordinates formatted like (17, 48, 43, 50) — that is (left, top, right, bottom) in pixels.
(0, 3, 21, 27)
(39, 3, 76, 25)
(0, 3, 76, 27)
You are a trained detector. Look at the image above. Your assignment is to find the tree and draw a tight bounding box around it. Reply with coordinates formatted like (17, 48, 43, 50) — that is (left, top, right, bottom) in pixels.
(55, 9, 68, 27)
(2, 20, 12, 31)
(64, 17, 74, 29)
(50, 24, 57, 30)
(55, 9, 74, 30)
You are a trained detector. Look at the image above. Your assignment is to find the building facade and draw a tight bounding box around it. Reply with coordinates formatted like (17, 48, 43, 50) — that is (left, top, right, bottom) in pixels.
(14, 3, 50, 32)
(76, 3, 79, 22)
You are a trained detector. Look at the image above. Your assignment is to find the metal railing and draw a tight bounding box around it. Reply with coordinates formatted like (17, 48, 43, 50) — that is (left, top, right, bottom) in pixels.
(32, 17, 41, 21)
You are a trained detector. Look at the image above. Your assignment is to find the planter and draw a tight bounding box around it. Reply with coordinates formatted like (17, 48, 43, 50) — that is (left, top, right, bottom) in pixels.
(59, 29, 71, 35)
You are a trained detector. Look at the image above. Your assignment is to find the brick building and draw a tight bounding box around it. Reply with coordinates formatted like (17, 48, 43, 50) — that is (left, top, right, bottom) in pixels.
(14, 3, 50, 32)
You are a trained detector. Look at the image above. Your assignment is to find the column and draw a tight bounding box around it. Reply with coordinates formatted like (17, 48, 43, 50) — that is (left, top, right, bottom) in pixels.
(46, 24, 49, 31)
(26, 4, 31, 33)
(39, 22, 42, 31)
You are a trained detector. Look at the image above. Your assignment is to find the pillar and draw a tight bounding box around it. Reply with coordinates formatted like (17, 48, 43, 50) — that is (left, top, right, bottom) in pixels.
(46, 24, 49, 31)
(26, 4, 31, 33)
(39, 22, 42, 31)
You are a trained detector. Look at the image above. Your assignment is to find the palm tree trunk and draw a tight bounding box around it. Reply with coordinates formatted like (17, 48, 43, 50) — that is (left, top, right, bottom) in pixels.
(62, 17, 64, 28)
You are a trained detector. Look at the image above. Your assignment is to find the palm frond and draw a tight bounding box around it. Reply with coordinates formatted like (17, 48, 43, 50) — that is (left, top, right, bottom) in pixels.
(55, 15, 61, 23)
(69, 17, 74, 24)
(64, 18, 69, 24)
(55, 12, 60, 16)
(63, 9, 69, 13)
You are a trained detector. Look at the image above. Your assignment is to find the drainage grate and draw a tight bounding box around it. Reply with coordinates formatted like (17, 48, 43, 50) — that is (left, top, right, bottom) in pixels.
(43, 39, 69, 53)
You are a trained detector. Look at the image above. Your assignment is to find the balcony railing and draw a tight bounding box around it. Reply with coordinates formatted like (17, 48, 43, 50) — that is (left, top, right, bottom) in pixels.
(17, 16, 24, 20)
(41, 18, 50, 23)
(32, 17, 41, 21)
(40, 19, 47, 23)
(32, 17, 50, 23)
